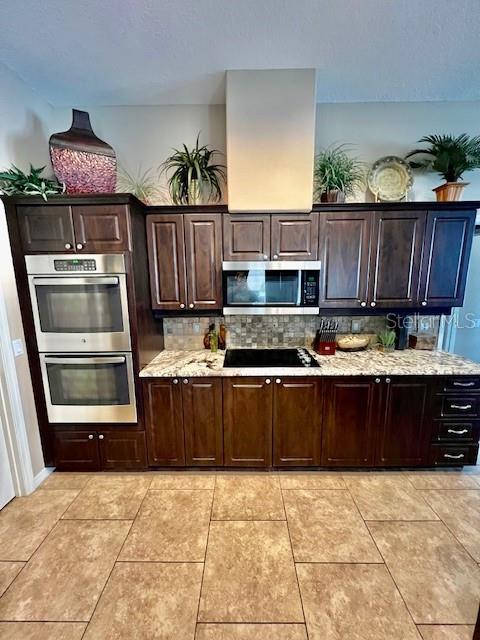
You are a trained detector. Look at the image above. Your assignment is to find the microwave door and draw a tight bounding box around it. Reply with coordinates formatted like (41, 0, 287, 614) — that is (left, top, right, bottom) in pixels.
(29, 275, 131, 352)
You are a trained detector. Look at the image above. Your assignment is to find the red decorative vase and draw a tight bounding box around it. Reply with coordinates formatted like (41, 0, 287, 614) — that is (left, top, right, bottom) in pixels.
(49, 109, 116, 194)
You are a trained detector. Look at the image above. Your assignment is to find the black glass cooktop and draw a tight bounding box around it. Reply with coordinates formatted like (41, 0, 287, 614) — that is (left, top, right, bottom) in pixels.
(223, 348, 319, 368)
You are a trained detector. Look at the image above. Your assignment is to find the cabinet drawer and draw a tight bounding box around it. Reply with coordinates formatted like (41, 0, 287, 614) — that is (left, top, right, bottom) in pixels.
(435, 395, 479, 418)
(443, 377, 480, 392)
(429, 444, 479, 466)
(433, 420, 480, 443)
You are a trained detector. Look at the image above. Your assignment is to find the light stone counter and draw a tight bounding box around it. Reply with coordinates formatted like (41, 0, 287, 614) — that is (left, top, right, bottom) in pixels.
(139, 348, 480, 378)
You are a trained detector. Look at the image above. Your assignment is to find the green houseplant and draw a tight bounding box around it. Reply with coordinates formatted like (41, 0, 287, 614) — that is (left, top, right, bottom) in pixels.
(314, 145, 364, 203)
(116, 166, 168, 205)
(406, 134, 480, 201)
(377, 329, 396, 353)
(0, 164, 65, 201)
(161, 135, 226, 205)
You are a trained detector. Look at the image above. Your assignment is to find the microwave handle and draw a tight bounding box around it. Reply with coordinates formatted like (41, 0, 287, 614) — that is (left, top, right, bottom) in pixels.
(32, 277, 119, 286)
(44, 356, 126, 365)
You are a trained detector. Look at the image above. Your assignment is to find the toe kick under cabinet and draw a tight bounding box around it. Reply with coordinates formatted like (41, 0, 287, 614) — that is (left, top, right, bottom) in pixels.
(142, 374, 480, 469)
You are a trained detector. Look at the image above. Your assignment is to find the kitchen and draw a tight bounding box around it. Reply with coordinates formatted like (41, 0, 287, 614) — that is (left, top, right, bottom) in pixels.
(0, 3, 480, 639)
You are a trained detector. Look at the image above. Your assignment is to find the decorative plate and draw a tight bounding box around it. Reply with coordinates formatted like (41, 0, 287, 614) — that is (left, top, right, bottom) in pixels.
(367, 156, 413, 201)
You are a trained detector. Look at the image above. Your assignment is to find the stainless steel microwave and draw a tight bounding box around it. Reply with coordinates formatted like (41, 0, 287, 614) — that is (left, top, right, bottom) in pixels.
(222, 260, 321, 315)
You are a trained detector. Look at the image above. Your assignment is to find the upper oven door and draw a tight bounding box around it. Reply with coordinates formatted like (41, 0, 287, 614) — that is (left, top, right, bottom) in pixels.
(222, 260, 321, 315)
(28, 273, 131, 352)
(40, 353, 137, 423)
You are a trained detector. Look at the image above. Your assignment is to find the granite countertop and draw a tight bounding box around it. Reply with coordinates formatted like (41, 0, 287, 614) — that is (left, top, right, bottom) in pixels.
(139, 348, 480, 378)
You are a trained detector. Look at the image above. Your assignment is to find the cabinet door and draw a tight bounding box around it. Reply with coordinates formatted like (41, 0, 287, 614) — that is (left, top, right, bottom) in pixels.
(223, 214, 270, 261)
(184, 213, 222, 309)
(273, 378, 322, 466)
(72, 205, 130, 252)
(376, 378, 430, 466)
(17, 205, 75, 253)
(98, 431, 147, 470)
(143, 380, 185, 466)
(53, 431, 99, 471)
(319, 212, 371, 307)
(147, 214, 187, 311)
(271, 214, 319, 260)
(223, 377, 273, 466)
(369, 210, 426, 308)
(182, 378, 223, 466)
(419, 210, 475, 307)
(322, 378, 377, 466)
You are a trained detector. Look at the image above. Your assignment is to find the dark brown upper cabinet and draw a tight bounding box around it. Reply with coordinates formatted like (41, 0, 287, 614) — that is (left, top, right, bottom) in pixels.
(368, 210, 426, 308)
(72, 204, 130, 252)
(273, 377, 322, 466)
(147, 214, 187, 311)
(223, 214, 270, 261)
(147, 212, 222, 312)
(270, 214, 319, 260)
(184, 213, 222, 309)
(223, 213, 319, 261)
(18, 205, 75, 253)
(319, 211, 371, 308)
(419, 210, 475, 308)
(17, 203, 130, 254)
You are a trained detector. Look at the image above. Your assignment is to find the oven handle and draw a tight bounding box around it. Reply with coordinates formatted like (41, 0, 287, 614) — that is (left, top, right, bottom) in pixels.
(43, 356, 126, 365)
(32, 277, 119, 286)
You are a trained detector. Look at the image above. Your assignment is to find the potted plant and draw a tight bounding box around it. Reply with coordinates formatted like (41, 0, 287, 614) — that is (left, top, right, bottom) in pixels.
(116, 166, 168, 205)
(161, 134, 226, 205)
(377, 329, 396, 353)
(0, 164, 65, 201)
(314, 144, 364, 203)
(406, 134, 480, 201)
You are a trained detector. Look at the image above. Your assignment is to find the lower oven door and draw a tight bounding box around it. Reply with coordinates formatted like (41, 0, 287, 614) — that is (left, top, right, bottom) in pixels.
(40, 353, 137, 424)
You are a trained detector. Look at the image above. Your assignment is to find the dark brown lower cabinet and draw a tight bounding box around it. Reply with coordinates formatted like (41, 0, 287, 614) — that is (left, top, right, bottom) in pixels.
(376, 378, 430, 466)
(143, 379, 185, 466)
(273, 378, 322, 466)
(322, 378, 378, 467)
(54, 430, 146, 471)
(182, 378, 223, 465)
(223, 377, 273, 467)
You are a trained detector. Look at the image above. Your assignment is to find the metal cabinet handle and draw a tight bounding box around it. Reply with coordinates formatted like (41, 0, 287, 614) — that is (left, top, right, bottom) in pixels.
(265, 378, 271, 384)
(275, 378, 282, 384)
(189, 303, 194, 309)
(88, 434, 94, 440)
(98, 434, 104, 440)
(447, 428, 469, 435)
(370, 301, 376, 307)
(374, 378, 381, 384)
(273, 254, 279, 260)
(421, 301, 427, 307)
(263, 254, 268, 260)
(172, 379, 179, 384)
(453, 381, 475, 387)
(183, 378, 189, 384)
(444, 453, 465, 459)
(450, 404, 472, 410)
(385, 378, 391, 384)
(180, 303, 185, 309)
(64, 243, 72, 250)
(76, 243, 84, 250)
(360, 301, 367, 307)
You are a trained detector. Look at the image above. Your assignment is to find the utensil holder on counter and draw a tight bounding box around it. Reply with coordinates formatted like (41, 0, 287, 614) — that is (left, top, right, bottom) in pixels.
(314, 341, 337, 356)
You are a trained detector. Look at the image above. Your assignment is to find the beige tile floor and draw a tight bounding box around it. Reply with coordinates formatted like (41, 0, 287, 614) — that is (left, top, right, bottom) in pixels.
(0, 468, 478, 639)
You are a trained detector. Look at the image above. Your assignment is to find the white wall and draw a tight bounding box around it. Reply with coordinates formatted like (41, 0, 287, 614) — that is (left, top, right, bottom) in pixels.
(0, 62, 55, 476)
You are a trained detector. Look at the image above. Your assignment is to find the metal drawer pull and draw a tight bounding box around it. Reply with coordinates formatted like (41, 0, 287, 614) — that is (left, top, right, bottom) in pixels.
(450, 404, 472, 410)
(447, 428, 469, 435)
(453, 381, 476, 387)
(444, 453, 465, 459)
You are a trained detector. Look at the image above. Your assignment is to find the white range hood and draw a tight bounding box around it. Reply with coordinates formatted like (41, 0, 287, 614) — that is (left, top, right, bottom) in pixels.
(226, 68, 317, 213)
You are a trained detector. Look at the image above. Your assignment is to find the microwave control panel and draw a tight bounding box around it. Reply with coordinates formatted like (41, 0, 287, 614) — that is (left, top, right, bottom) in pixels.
(301, 271, 320, 306)
(54, 259, 97, 272)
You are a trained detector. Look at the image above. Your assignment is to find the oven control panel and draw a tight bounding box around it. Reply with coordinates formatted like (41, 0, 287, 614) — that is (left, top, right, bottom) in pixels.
(54, 259, 97, 272)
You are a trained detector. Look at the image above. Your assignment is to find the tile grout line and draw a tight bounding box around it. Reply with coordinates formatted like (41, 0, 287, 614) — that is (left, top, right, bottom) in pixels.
(279, 484, 309, 639)
(78, 478, 153, 640)
(194, 473, 216, 634)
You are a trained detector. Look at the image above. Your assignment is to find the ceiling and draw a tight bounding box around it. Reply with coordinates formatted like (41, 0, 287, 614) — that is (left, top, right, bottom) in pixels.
(1, 0, 479, 106)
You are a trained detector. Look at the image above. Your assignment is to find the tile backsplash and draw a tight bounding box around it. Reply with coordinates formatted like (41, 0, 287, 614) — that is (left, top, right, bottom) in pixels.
(163, 315, 391, 350)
